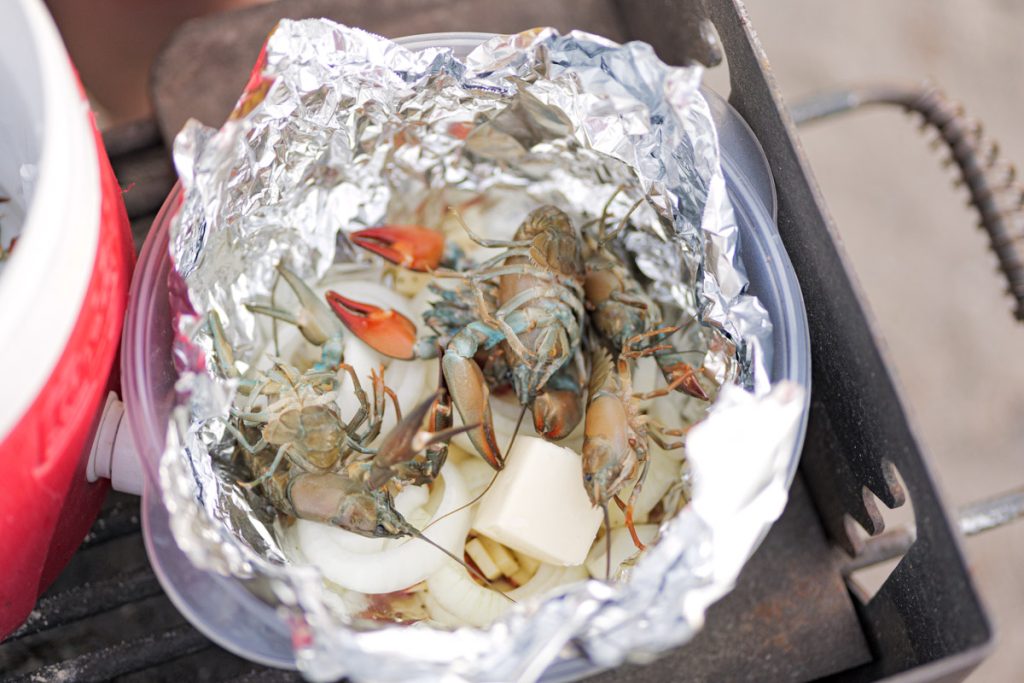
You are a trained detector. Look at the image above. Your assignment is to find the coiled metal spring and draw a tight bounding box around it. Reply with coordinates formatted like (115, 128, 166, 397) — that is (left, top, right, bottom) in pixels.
(792, 85, 1024, 321)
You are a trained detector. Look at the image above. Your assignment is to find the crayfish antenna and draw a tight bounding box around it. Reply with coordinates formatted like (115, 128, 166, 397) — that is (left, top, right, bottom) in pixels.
(602, 502, 612, 581)
(406, 527, 515, 604)
(271, 268, 285, 358)
(422, 469, 499, 532)
(506, 404, 529, 458)
(421, 405, 522, 528)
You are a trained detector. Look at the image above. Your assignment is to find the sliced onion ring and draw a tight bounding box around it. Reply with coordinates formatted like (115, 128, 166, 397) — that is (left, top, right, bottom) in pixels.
(291, 461, 471, 594)
(425, 558, 588, 628)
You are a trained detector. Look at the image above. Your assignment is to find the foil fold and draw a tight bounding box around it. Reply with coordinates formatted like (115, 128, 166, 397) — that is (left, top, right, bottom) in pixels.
(162, 20, 804, 682)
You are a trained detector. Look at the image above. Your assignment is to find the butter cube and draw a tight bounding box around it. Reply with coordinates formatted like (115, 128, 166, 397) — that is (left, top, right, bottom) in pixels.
(473, 436, 602, 566)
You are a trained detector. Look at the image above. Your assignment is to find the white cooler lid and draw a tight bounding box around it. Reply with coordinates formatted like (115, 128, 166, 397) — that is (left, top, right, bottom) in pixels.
(0, 0, 100, 439)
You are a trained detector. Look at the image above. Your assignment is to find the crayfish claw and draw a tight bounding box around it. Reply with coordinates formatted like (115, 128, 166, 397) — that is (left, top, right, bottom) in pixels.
(350, 225, 446, 272)
(671, 364, 709, 401)
(532, 388, 583, 440)
(367, 390, 476, 488)
(325, 291, 418, 360)
(442, 353, 504, 469)
(274, 264, 347, 347)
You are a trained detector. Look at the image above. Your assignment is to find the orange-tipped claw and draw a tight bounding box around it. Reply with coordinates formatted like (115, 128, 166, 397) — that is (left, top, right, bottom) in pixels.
(350, 225, 445, 272)
(325, 291, 418, 360)
(665, 363, 709, 401)
(532, 388, 583, 441)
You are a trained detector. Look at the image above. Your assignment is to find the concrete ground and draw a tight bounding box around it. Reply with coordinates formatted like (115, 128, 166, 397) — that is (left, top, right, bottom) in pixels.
(738, 1, 1024, 680)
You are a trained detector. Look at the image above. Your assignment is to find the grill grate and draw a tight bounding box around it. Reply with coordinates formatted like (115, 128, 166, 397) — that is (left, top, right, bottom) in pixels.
(0, 495, 290, 682)
(9, 566, 161, 641)
(9, 625, 210, 683)
(1, 485, 866, 682)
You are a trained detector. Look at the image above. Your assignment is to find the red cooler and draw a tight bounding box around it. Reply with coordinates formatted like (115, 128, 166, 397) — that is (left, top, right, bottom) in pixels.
(0, 0, 134, 637)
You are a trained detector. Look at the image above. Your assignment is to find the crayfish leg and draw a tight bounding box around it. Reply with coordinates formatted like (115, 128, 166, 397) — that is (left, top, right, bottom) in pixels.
(623, 504, 647, 552)
(623, 458, 652, 551)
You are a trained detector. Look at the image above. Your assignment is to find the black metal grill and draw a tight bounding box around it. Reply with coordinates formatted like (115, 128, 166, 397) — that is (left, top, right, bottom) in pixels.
(0, 1, 992, 681)
(1, 494, 292, 683)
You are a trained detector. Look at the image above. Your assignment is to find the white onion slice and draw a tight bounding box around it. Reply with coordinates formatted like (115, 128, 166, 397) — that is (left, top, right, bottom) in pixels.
(454, 452, 496, 500)
(393, 483, 429, 515)
(519, 563, 589, 599)
(425, 562, 507, 628)
(291, 461, 471, 594)
(421, 591, 466, 629)
(309, 523, 386, 555)
(393, 483, 432, 529)
(425, 559, 588, 628)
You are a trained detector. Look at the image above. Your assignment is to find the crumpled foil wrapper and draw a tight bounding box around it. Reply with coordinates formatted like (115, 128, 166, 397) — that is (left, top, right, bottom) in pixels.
(162, 21, 806, 683)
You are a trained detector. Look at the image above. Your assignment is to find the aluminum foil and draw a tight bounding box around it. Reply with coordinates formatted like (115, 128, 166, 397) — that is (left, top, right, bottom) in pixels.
(163, 20, 805, 682)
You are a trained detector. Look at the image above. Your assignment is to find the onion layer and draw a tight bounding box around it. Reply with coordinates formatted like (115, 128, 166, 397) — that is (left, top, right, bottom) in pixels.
(585, 524, 658, 579)
(292, 461, 471, 594)
(425, 559, 588, 628)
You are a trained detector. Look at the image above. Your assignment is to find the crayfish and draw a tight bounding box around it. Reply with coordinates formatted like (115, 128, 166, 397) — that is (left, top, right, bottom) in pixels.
(579, 190, 712, 567)
(328, 205, 589, 469)
(581, 188, 710, 402)
(207, 270, 490, 585)
(332, 192, 715, 574)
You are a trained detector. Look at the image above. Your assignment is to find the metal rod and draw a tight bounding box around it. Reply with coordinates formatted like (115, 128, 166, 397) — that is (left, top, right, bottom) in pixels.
(958, 487, 1024, 536)
(790, 85, 1024, 321)
(789, 85, 926, 126)
(841, 527, 917, 575)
